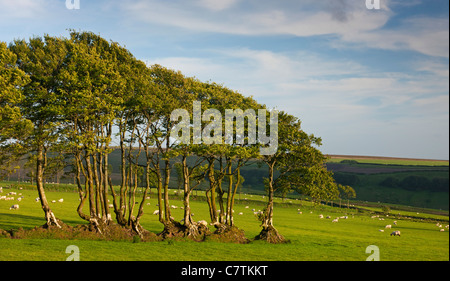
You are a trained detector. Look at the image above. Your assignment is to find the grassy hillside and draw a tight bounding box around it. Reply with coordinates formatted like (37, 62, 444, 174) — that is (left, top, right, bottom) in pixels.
(4, 152, 449, 210)
(326, 157, 449, 210)
(0, 184, 448, 261)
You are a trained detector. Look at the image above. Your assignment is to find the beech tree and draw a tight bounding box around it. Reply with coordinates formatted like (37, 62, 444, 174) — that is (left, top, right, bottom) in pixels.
(8, 35, 71, 228)
(256, 112, 338, 243)
(1, 31, 345, 242)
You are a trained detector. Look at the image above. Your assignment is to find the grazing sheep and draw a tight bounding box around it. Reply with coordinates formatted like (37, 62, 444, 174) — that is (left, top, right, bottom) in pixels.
(393, 221, 397, 225)
(390, 230, 401, 236)
(297, 211, 302, 214)
(197, 220, 208, 227)
(385, 225, 392, 229)
(153, 210, 160, 215)
(245, 206, 249, 209)
(440, 229, 445, 232)
(58, 198, 64, 203)
(319, 214, 324, 219)
(332, 218, 339, 223)
(238, 212, 243, 215)
(170, 205, 177, 209)
(9, 204, 19, 210)
(379, 229, 384, 232)
(51, 200, 56, 203)
(35, 197, 40, 202)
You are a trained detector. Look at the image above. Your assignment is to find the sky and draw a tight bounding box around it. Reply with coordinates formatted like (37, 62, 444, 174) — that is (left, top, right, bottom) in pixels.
(0, 0, 448, 160)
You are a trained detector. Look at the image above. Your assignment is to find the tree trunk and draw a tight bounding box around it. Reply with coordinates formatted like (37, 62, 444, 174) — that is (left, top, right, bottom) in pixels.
(36, 144, 61, 228)
(256, 160, 286, 243)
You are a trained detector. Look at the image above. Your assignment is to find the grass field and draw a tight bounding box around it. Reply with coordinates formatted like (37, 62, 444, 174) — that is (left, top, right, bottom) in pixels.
(326, 155, 449, 166)
(0, 183, 448, 261)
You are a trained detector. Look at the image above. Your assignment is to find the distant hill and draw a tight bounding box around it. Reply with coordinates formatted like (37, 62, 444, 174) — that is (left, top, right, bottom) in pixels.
(4, 152, 449, 210)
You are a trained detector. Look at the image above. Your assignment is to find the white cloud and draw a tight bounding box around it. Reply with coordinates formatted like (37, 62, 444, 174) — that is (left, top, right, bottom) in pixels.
(195, 0, 239, 11)
(0, 0, 49, 19)
(149, 46, 448, 158)
(122, 0, 448, 57)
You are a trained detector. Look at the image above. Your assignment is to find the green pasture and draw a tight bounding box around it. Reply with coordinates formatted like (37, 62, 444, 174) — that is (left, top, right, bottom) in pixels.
(326, 156, 449, 166)
(0, 185, 448, 261)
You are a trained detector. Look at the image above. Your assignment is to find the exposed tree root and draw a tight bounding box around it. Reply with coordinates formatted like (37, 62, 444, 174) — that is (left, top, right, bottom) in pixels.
(158, 221, 211, 241)
(255, 225, 289, 244)
(43, 211, 63, 229)
(208, 224, 250, 244)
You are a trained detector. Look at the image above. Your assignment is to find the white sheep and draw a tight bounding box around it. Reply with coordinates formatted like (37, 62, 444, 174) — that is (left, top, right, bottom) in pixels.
(197, 220, 208, 227)
(332, 218, 339, 223)
(440, 229, 445, 232)
(238, 212, 243, 215)
(35, 197, 40, 202)
(9, 204, 19, 210)
(385, 225, 392, 229)
(153, 210, 160, 215)
(379, 229, 384, 232)
(319, 214, 324, 219)
(58, 198, 64, 203)
(390, 230, 401, 236)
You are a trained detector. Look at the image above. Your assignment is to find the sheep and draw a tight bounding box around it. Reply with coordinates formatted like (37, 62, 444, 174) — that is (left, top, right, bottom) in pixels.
(440, 229, 445, 232)
(393, 221, 397, 225)
(390, 230, 401, 236)
(319, 214, 324, 219)
(17, 197, 22, 202)
(245, 206, 249, 209)
(332, 218, 339, 223)
(153, 210, 160, 215)
(51, 200, 56, 203)
(238, 212, 243, 215)
(197, 220, 208, 227)
(58, 198, 64, 203)
(379, 229, 384, 232)
(35, 197, 40, 202)
(326, 216, 331, 219)
(385, 225, 392, 229)
(9, 204, 19, 210)
(170, 205, 178, 209)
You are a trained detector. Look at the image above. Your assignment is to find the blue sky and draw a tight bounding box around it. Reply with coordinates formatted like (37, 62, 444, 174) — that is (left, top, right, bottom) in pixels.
(1, 0, 448, 160)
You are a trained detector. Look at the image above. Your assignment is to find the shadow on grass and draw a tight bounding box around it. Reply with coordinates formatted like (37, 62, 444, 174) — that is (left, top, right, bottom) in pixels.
(0, 212, 80, 231)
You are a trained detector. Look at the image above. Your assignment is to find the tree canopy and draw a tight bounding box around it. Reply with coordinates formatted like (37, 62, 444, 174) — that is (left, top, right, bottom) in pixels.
(0, 31, 344, 242)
